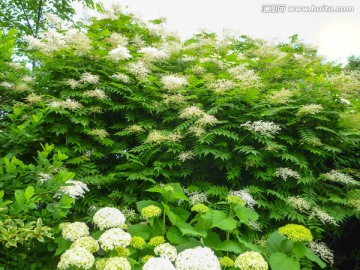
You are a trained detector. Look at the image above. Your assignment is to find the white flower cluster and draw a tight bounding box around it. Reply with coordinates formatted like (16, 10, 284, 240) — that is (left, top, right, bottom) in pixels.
(25, 28, 65, 55)
(80, 72, 100, 84)
(64, 78, 80, 89)
(179, 106, 205, 119)
(49, 99, 83, 110)
(267, 89, 295, 104)
(58, 246, 94, 270)
(252, 44, 287, 60)
(125, 124, 145, 133)
(60, 222, 90, 242)
(121, 208, 138, 221)
(234, 251, 268, 270)
(97, 257, 131, 270)
(228, 189, 257, 209)
(308, 241, 334, 265)
(66, 29, 92, 56)
(162, 94, 186, 104)
(139, 47, 167, 61)
(98, 228, 131, 251)
(286, 197, 312, 212)
(310, 208, 338, 226)
(240, 120, 281, 138)
(109, 45, 132, 61)
(175, 246, 221, 270)
(70, 236, 99, 253)
(59, 180, 89, 199)
(0, 81, 14, 89)
(89, 129, 109, 139)
(228, 65, 261, 88)
(177, 151, 195, 162)
(154, 243, 178, 261)
(107, 32, 128, 47)
(128, 61, 150, 80)
(188, 126, 206, 137)
(145, 130, 182, 144)
(195, 114, 219, 126)
(184, 189, 209, 205)
(37, 172, 52, 183)
(248, 220, 262, 231)
(21, 76, 35, 83)
(274, 167, 301, 181)
(161, 75, 188, 91)
(297, 104, 324, 116)
(328, 71, 360, 99)
(207, 79, 237, 93)
(111, 73, 131, 83)
(143, 257, 176, 270)
(339, 97, 350, 105)
(321, 170, 358, 186)
(286, 197, 337, 225)
(26, 27, 91, 56)
(44, 13, 69, 29)
(83, 89, 107, 99)
(93, 207, 126, 230)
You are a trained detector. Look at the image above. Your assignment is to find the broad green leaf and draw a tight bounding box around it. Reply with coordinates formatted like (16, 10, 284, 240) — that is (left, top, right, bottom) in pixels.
(162, 203, 177, 225)
(266, 231, 289, 254)
(14, 190, 25, 204)
(293, 242, 306, 259)
(166, 226, 188, 245)
(25, 186, 35, 201)
(128, 224, 152, 240)
(212, 217, 238, 231)
(176, 221, 205, 237)
(234, 205, 259, 224)
(269, 252, 300, 270)
(217, 240, 243, 253)
(305, 248, 326, 268)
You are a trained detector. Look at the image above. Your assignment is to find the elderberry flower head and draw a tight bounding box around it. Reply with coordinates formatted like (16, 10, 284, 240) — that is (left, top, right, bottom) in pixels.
(58, 180, 89, 199)
(240, 120, 281, 138)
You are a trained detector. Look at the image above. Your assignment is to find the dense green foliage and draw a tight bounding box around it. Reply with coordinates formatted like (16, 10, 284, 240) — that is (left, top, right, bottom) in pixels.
(0, 5, 359, 270)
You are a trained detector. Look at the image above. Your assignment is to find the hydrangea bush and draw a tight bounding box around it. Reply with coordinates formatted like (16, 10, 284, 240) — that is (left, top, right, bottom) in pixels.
(0, 3, 359, 269)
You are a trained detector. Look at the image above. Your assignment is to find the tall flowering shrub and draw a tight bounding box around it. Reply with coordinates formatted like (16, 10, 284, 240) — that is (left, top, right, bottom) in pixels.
(0, 4, 359, 269)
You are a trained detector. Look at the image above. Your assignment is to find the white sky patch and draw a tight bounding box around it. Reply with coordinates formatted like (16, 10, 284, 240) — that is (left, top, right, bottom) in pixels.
(73, 0, 360, 64)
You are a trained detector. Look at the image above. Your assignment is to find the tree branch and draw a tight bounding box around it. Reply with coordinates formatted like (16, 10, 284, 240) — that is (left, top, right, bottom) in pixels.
(34, 0, 44, 37)
(17, 0, 34, 35)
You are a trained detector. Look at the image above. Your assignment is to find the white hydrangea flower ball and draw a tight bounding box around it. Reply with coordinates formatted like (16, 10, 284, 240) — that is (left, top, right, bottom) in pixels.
(57, 246, 95, 270)
(60, 222, 89, 242)
(143, 257, 176, 270)
(103, 257, 131, 270)
(175, 246, 221, 270)
(154, 243, 178, 261)
(98, 228, 131, 251)
(93, 207, 126, 230)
